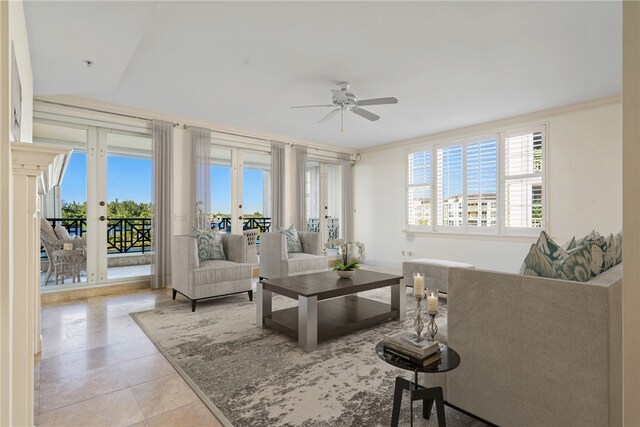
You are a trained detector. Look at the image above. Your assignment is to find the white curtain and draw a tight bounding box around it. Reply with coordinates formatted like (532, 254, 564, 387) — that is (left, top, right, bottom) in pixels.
(151, 120, 174, 289)
(341, 153, 353, 241)
(271, 141, 285, 228)
(190, 126, 212, 229)
(294, 146, 308, 231)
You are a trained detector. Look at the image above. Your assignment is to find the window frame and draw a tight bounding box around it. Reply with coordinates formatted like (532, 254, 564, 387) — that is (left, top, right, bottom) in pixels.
(405, 124, 546, 237)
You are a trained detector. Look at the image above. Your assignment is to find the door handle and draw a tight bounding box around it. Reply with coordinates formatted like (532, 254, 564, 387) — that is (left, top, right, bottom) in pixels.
(238, 216, 243, 220)
(99, 201, 106, 206)
(324, 215, 329, 219)
(99, 216, 107, 221)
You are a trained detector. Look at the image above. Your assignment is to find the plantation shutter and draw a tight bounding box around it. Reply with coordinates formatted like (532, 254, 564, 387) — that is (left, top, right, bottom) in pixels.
(407, 151, 432, 226)
(436, 145, 463, 227)
(503, 126, 544, 229)
(466, 139, 498, 228)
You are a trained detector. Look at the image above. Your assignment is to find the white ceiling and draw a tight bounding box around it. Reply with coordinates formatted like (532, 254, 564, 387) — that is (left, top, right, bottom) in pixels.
(24, 1, 622, 149)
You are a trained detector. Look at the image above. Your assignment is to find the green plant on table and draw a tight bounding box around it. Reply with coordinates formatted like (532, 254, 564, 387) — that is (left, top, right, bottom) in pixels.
(333, 262, 361, 272)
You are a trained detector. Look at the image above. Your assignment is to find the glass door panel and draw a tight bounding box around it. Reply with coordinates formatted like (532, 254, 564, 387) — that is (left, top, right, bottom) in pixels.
(105, 130, 153, 281)
(210, 147, 234, 233)
(34, 120, 91, 287)
(241, 150, 271, 234)
(305, 161, 320, 234)
(325, 163, 342, 242)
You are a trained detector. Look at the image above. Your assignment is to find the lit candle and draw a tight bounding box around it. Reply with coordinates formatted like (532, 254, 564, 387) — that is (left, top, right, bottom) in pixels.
(413, 274, 425, 298)
(427, 291, 438, 314)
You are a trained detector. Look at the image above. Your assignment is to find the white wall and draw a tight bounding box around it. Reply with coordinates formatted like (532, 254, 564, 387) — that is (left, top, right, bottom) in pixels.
(354, 99, 622, 273)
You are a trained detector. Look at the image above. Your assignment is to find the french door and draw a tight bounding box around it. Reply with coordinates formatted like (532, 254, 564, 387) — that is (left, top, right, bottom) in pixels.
(209, 144, 271, 235)
(35, 118, 152, 288)
(306, 161, 342, 244)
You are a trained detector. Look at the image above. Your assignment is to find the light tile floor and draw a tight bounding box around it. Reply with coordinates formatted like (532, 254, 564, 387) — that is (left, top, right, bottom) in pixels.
(36, 287, 223, 427)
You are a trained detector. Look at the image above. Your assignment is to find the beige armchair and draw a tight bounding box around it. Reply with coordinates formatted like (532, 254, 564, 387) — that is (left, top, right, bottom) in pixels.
(259, 231, 328, 279)
(172, 234, 253, 311)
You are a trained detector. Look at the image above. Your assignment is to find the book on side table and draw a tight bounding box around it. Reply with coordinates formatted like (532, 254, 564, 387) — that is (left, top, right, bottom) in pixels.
(383, 331, 442, 365)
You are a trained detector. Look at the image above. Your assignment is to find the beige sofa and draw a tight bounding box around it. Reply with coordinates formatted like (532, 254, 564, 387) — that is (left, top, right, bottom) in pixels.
(428, 264, 622, 426)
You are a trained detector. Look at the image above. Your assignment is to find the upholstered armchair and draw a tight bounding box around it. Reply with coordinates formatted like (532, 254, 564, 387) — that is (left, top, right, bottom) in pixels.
(259, 231, 328, 279)
(172, 234, 253, 311)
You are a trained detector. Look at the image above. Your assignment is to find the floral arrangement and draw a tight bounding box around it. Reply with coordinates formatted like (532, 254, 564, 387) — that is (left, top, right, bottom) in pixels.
(324, 239, 366, 265)
(333, 261, 361, 272)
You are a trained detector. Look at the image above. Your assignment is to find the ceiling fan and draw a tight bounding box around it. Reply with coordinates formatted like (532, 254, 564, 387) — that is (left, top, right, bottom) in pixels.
(291, 82, 398, 132)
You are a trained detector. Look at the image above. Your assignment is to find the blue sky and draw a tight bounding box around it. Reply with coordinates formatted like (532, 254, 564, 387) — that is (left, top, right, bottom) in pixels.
(62, 152, 264, 214)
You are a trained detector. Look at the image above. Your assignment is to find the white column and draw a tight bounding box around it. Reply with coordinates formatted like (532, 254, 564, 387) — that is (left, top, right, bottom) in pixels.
(9, 142, 70, 427)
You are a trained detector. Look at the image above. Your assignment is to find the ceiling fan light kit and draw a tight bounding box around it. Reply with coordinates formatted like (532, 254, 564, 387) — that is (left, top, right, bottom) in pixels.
(291, 82, 398, 133)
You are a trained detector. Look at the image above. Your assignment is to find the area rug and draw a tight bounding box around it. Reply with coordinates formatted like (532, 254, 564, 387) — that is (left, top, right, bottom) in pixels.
(131, 288, 481, 427)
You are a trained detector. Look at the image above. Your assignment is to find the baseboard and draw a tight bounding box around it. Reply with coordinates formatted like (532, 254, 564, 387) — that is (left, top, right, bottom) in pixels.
(40, 280, 151, 303)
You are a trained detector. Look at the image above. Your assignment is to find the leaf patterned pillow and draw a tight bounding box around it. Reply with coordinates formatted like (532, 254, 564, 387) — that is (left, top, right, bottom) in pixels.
(615, 231, 623, 265)
(522, 244, 562, 279)
(561, 237, 577, 252)
(561, 244, 593, 282)
(193, 228, 226, 262)
(275, 225, 302, 254)
(536, 231, 568, 262)
(603, 234, 616, 271)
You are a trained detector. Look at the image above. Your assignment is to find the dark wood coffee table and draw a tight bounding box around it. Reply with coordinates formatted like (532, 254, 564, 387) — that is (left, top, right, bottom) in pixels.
(257, 270, 405, 352)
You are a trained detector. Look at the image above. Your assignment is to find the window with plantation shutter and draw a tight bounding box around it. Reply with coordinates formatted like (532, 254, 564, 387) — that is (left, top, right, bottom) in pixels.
(503, 127, 544, 230)
(405, 124, 545, 235)
(407, 151, 432, 226)
(466, 139, 498, 228)
(436, 145, 463, 227)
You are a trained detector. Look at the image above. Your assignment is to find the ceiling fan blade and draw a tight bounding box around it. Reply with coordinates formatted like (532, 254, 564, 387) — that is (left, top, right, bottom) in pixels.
(351, 107, 380, 122)
(331, 89, 348, 103)
(357, 97, 398, 106)
(290, 104, 334, 109)
(319, 108, 340, 124)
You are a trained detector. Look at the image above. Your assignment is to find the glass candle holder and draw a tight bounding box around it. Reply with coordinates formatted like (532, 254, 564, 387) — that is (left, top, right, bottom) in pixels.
(426, 289, 438, 315)
(413, 273, 425, 298)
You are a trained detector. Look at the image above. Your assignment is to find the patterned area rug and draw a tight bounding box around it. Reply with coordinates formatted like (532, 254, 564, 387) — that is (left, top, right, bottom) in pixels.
(131, 287, 482, 427)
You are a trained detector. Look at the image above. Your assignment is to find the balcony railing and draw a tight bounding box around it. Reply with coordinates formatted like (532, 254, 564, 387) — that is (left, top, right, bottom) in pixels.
(307, 217, 340, 240)
(44, 216, 339, 257)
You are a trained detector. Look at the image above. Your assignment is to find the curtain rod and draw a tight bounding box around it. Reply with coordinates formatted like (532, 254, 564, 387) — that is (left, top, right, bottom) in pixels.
(183, 123, 350, 156)
(38, 100, 180, 127)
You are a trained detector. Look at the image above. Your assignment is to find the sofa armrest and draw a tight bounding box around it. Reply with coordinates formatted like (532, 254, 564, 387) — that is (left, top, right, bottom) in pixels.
(259, 232, 287, 279)
(298, 232, 322, 255)
(445, 266, 622, 426)
(172, 236, 199, 295)
(221, 234, 248, 264)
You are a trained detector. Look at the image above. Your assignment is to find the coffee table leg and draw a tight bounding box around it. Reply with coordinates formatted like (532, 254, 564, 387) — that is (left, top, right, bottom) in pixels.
(298, 295, 317, 352)
(256, 281, 272, 328)
(391, 283, 406, 321)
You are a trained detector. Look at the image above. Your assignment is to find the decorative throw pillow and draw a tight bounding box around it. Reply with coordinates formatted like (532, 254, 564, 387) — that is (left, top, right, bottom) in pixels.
(193, 229, 226, 262)
(615, 231, 623, 265)
(535, 231, 568, 262)
(561, 244, 593, 283)
(603, 234, 616, 271)
(521, 244, 562, 279)
(576, 230, 600, 247)
(561, 236, 577, 252)
(54, 224, 72, 240)
(275, 225, 302, 253)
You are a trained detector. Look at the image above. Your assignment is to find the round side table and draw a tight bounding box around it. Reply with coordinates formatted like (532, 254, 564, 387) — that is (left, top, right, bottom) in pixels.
(375, 341, 461, 427)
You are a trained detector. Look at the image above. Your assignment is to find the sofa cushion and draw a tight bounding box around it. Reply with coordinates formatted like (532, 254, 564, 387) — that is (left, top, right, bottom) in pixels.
(192, 260, 251, 285)
(522, 244, 562, 279)
(275, 225, 302, 254)
(286, 253, 326, 274)
(193, 229, 226, 262)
